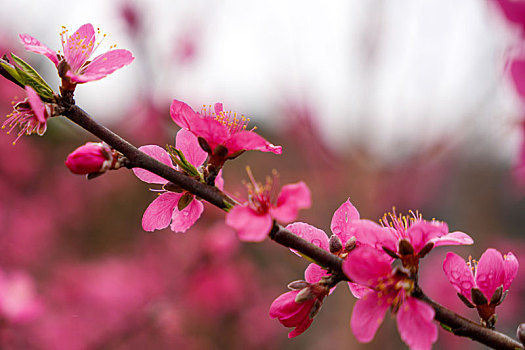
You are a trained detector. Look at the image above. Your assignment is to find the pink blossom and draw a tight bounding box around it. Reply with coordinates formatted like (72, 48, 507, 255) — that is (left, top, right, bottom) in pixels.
(20, 23, 134, 84)
(443, 249, 519, 327)
(492, 0, 525, 36)
(133, 129, 219, 233)
(286, 199, 386, 297)
(65, 142, 120, 175)
(269, 285, 326, 338)
(170, 99, 282, 166)
(2, 86, 51, 144)
(0, 270, 42, 323)
(225, 169, 311, 242)
(343, 246, 438, 350)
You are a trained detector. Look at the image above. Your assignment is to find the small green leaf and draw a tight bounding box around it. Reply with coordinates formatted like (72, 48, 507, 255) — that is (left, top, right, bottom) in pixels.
(166, 145, 201, 178)
(10, 53, 54, 100)
(0, 59, 22, 83)
(439, 323, 453, 333)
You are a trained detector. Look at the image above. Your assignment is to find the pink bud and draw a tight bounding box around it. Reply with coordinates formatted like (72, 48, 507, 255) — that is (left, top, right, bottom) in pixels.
(65, 142, 112, 175)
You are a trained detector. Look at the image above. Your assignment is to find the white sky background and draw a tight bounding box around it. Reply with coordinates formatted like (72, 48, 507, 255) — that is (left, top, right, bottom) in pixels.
(0, 0, 522, 162)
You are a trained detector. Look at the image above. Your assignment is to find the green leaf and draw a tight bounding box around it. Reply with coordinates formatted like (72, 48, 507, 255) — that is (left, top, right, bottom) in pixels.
(439, 322, 453, 333)
(166, 145, 201, 178)
(0, 59, 22, 83)
(10, 53, 54, 100)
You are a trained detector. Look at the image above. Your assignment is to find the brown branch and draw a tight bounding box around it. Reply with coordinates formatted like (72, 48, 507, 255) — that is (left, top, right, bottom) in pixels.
(61, 103, 524, 350)
(0, 71, 522, 349)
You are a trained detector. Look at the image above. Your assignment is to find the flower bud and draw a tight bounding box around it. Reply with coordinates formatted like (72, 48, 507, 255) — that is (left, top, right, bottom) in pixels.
(329, 235, 343, 253)
(65, 142, 113, 175)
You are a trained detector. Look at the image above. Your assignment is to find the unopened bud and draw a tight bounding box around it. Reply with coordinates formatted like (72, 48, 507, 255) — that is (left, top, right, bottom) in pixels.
(517, 323, 525, 345)
(329, 235, 342, 253)
(65, 142, 114, 175)
(344, 236, 357, 252)
(287, 280, 309, 290)
(295, 287, 314, 303)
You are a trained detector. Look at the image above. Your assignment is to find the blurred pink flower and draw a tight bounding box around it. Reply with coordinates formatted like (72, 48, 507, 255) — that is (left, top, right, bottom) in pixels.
(0, 270, 42, 323)
(225, 169, 311, 242)
(170, 99, 282, 163)
(344, 246, 437, 350)
(133, 129, 219, 233)
(20, 23, 134, 84)
(2, 86, 50, 144)
(492, 0, 525, 36)
(65, 142, 119, 175)
(443, 249, 519, 327)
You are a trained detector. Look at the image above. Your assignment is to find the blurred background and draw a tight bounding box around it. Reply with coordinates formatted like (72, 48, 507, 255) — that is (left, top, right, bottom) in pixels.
(1, 0, 525, 349)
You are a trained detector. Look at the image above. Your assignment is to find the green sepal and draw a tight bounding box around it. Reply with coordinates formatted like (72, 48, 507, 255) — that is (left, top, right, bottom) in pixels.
(8, 53, 54, 100)
(166, 145, 202, 179)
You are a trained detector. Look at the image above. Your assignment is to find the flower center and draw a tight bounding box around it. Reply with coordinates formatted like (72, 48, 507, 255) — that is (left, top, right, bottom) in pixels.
(380, 209, 423, 238)
(200, 104, 254, 134)
(244, 167, 279, 214)
(2, 99, 47, 144)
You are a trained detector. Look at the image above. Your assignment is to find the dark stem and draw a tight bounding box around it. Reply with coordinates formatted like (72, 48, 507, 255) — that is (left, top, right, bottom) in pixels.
(0, 70, 522, 349)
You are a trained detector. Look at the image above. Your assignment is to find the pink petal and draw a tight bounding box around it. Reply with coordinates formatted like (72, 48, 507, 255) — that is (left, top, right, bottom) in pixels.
(406, 220, 448, 253)
(170, 99, 199, 130)
(169, 198, 204, 233)
(25, 86, 45, 123)
(350, 291, 389, 343)
(215, 169, 225, 191)
(142, 192, 181, 231)
(442, 252, 475, 300)
(269, 290, 300, 319)
(19, 34, 58, 66)
(432, 231, 474, 248)
(304, 263, 328, 284)
(285, 222, 329, 256)
(343, 246, 392, 287)
(396, 297, 437, 350)
(351, 219, 398, 252)
(270, 182, 311, 223)
(64, 24, 96, 72)
(348, 282, 372, 299)
(288, 315, 314, 338)
(67, 49, 134, 83)
(224, 130, 282, 155)
(133, 145, 173, 184)
(476, 249, 504, 300)
(175, 128, 207, 167)
(510, 58, 525, 99)
(503, 252, 519, 291)
(225, 206, 272, 242)
(330, 198, 360, 244)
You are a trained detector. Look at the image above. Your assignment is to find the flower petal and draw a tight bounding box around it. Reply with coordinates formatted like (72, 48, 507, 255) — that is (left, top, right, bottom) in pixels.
(225, 206, 272, 242)
(19, 34, 58, 66)
(64, 24, 96, 72)
(288, 315, 314, 338)
(175, 128, 207, 167)
(133, 145, 173, 184)
(285, 222, 329, 256)
(348, 282, 372, 299)
(351, 219, 398, 252)
(25, 86, 45, 123)
(442, 252, 475, 300)
(396, 297, 437, 350)
(503, 252, 519, 291)
(142, 192, 181, 232)
(476, 248, 504, 301)
(407, 220, 448, 253)
(269, 290, 300, 319)
(350, 291, 389, 343)
(330, 198, 360, 244)
(431, 231, 474, 248)
(224, 130, 282, 155)
(170, 99, 199, 130)
(169, 198, 203, 233)
(304, 263, 328, 284)
(67, 49, 134, 83)
(343, 246, 392, 287)
(270, 182, 311, 223)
